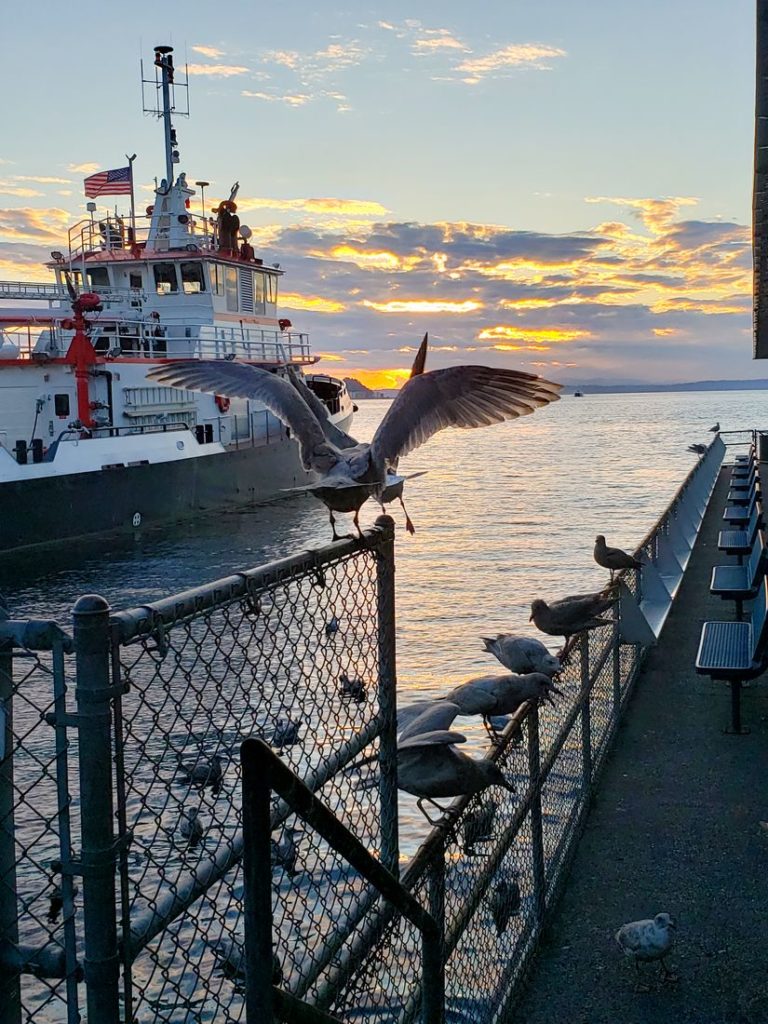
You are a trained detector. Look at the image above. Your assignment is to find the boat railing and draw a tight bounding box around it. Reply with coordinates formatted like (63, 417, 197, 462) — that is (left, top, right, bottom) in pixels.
(0, 279, 148, 307)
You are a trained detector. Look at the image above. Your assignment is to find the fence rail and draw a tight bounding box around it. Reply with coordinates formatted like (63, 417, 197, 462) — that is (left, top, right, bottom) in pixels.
(0, 435, 732, 1022)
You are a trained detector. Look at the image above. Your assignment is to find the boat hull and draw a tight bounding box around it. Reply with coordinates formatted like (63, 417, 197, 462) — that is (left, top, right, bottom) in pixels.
(0, 436, 316, 555)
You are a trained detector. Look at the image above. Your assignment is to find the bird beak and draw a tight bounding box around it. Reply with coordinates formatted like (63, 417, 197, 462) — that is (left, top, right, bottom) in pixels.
(528, 613, 534, 622)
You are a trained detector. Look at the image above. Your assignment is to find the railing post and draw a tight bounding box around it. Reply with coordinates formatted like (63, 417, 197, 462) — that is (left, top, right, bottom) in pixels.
(425, 835, 445, 1016)
(0, 600, 21, 1024)
(526, 708, 546, 925)
(73, 595, 120, 1024)
(241, 739, 275, 1023)
(612, 617, 622, 710)
(374, 515, 399, 875)
(580, 634, 592, 799)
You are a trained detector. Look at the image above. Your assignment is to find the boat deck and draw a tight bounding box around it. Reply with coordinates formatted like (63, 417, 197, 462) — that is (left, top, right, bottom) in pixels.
(513, 463, 768, 1023)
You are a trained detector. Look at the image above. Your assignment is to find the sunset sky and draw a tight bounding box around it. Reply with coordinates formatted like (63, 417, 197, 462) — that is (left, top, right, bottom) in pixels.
(0, 0, 757, 387)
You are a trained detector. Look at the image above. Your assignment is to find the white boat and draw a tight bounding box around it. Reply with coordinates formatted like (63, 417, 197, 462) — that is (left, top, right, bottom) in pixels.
(0, 46, 354, 554)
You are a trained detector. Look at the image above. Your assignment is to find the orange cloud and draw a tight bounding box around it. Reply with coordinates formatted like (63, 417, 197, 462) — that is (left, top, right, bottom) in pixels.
(362, 299, 482, 314)
(192, 45, 225, 59)
(457, 43, 566, 80)
(478, 326, 591, 343)
(652, 327, 683, 337)
(345, 368, 412, 390)
(235, 196, 387, 217)
(585, 196, 699, 233)
(0, 207, 73, 244)
(279, 293, 347, 313)
(316, 352, 346, 362)
(329, 246, 404, 270)
(187, 63, 249, 77)
(242, 90, 311, 106)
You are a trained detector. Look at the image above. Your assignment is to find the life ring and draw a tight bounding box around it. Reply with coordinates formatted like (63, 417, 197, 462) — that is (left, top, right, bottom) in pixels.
(215, 394, 231, 413)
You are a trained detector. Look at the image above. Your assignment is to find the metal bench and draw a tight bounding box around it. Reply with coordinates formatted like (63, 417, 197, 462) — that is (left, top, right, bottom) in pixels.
(696, 577, 768, 733)
(722, 489, 760, 525)
(718, 505, 760, 561)
(728, 466, 756, 497)
(710, 530, 766, 620)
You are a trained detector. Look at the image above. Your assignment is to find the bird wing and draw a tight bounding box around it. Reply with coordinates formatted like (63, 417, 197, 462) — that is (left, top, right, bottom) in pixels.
(285, 365, 359, 448)
(399, 701, 462, 741)
(410, 333, 429, 377)
(370, 366, 561, 466)
(616, 923, 643, 953)
(146, 360, 337, 472)
(398, 728, 467, 750)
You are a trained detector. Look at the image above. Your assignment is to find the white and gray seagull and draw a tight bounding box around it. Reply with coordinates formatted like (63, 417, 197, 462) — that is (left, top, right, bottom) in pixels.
(615, 912, 678, 987)
(481, 634, 562, 677)
(146, 356, 561, 538)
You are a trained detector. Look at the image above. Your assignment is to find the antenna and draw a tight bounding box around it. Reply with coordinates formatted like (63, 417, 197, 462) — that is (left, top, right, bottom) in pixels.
(140, 45, 190, 191)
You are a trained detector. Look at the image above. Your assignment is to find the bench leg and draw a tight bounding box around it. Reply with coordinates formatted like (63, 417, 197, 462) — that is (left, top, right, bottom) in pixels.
(735, 599, 744, 622)
(725, 679, 749, 735)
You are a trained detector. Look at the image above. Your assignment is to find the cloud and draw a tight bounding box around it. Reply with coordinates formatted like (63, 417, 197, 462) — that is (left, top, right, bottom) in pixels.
(413, 30, 469, 54)
(192, 45, 225, 59)
(12, 175, 71, 185)
(0, 207, 73, 244)
(0, 182, 44, 198)
(362, 299, 482, 314)
(68, 162, 99, 174)
(457, 43, 566, 80)
(242, 90, 311, 106)
(187, 63, 249, 77)
(235, 196, 388, 218)
(279, 293, 347, 313)
(585, 195, 699, 233)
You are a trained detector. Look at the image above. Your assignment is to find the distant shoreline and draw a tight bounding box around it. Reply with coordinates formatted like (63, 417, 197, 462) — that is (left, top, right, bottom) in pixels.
(345, 378, 768, 399)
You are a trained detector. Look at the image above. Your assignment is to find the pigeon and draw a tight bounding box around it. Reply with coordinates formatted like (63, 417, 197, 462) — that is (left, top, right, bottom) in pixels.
(687, 443, 707, 455)
(530, 591, 618, 639)
(442, 672, 562, 741)
(271, 826, 301, 877)
(271, 717, 303, 749)
(616, 913, 677, 986)
(339, 672, 367, 703)
(462, 799, 497, 854)
(488, 876, 522, 934)
(593, 535, 643, 581)
(481, 635, 561, 677)
(178, 805, 204, 847)
(396, 702, 516, 824)
(178, 753, 224, 792)
(146, 356, 561, 538)
(709, 422, 720, 433)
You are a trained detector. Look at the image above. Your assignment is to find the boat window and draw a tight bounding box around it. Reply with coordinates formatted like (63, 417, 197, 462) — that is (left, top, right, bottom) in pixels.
(210, 264, 224, 296)
(87, 266, 110, 288)
(54, 394, 70, 417)
(253, 272, 266, 314)
(181, 262, 205, 294)
(129, 272, 143, 290)
(225, 267, 238, 311)
(153, 263, 178, 294)
(266, 274, 277, 305)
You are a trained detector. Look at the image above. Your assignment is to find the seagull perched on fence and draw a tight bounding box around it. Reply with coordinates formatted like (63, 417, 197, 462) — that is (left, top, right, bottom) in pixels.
(687, 443, 707, 455)
(709, 422, 720, 433)
(146, 355, 561, 538)
(593, 535, 643, 582)
(530, 591, 617, 641)
(396, 702, 516, 824)
(615, 912, 678, 987)
(481, 635, 561, 677)
(443, 672, 562, 741)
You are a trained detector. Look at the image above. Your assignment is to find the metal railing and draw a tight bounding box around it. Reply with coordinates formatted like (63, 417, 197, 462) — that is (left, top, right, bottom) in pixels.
(0, 436, 736, 1023)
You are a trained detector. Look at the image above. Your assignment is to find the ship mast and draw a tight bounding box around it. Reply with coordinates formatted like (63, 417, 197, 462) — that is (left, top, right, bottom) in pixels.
(141, 45, 189, 191)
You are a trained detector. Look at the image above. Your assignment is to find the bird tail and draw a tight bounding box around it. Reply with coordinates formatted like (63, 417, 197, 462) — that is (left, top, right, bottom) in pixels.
(480, 637, 496, 653)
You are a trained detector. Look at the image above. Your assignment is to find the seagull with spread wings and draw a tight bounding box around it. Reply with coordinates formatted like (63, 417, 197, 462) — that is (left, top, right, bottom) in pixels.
(146, 351, 561, 538)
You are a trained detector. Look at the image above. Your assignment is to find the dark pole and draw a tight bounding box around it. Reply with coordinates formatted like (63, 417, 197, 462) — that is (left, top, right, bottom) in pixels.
(0, 598, 20, 1024)
(74, 595, 120, 1023)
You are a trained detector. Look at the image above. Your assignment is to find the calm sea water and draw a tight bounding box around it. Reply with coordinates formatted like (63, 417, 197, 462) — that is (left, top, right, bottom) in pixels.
(3, 389, 762, 685)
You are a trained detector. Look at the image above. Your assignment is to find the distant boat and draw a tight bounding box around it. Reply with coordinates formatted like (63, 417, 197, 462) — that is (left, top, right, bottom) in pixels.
(574, 390, 584, 397)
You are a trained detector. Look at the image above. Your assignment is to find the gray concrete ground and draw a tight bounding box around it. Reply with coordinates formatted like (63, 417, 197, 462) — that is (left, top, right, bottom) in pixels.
(512, 466, 768, 1024)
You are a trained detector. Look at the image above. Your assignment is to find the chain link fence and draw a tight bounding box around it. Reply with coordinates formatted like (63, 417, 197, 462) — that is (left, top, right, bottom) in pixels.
(0, 435, 725, 1024)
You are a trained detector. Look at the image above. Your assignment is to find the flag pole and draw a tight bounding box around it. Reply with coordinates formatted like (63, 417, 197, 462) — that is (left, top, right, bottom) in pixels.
(126, 153, 137, 240)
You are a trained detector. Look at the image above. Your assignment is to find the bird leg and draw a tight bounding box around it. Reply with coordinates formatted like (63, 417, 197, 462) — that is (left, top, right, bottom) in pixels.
(398, 495, 416, 535)
(353, 509, 365, 540)
(329, 510, 342, 542)
(632, 960, 650, 993)
(659, 958, 679, 984)
(557, 635, 578, 663)
(416, 796, 455, 826)
(482, 716, 504, 747)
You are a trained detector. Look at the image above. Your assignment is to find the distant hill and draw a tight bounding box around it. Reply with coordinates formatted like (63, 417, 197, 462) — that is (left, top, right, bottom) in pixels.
(345, 375, 768, 399)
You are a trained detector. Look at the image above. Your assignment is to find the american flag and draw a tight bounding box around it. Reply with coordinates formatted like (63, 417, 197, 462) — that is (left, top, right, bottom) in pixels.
(83, 166, 133, 198)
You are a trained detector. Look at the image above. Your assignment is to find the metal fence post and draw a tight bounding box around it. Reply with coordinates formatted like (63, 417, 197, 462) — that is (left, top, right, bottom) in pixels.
(426, 836, 445, 979)
(73, 595, 120, 1023)
(526, 708, 546, 925)
(241, 739, 275, 1023)
(0, 600, 21, 1024)
(580, 635, 592, 796)
(374, 515, 399, 876)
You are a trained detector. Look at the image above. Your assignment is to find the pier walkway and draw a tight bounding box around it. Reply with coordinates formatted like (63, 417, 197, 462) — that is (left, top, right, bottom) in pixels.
(513, 465, 768, 1024)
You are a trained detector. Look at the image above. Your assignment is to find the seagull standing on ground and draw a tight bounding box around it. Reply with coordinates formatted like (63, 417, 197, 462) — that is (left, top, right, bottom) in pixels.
(593, 535, 643, 582)
(178, 805, 205, 847)
(146, 356, 561, 538)
(615, 912, 678, 986)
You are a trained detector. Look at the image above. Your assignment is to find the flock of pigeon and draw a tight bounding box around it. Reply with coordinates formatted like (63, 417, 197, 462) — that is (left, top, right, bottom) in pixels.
(149, 343, 681, 987)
